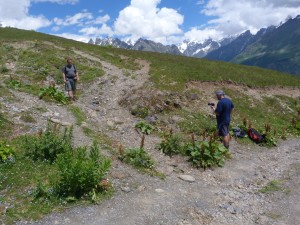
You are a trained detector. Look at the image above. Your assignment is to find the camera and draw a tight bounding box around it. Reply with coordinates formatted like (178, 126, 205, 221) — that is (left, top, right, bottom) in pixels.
(208, 103, 215, 106)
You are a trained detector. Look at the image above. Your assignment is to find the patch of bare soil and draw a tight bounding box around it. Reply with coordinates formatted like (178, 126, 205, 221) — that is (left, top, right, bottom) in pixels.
(187, 81, 300, 100)
(2, 49, 300, 225)
(185, 81, 300, 115)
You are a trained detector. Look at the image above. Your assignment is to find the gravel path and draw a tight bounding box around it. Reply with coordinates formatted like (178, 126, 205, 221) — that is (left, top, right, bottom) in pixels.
(15, 139, 300, 225)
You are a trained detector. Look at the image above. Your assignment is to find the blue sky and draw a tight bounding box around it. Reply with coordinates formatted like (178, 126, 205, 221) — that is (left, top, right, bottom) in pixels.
(1, 0, 300, 44)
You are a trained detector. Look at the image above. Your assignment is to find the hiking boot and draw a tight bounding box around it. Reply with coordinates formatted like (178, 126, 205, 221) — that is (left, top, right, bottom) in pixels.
(68, 96, 73, 101)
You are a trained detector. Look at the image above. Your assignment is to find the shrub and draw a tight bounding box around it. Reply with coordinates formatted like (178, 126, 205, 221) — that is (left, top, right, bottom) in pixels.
(157, 130, 183, 156)
(120, 147, 154, 169)
(262, 133, 277, 147)
(0, 142, 14, 162)
(22, 122, 73, 163)
(185, 137, 230, 169)
(54, 142, 111, 198)
(39, 85, 68, 104)
(135, 121, 155, 135)
(261, 123, 277, 147)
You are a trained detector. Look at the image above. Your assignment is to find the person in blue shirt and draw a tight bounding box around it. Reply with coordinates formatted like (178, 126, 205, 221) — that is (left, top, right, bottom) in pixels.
(210, 90, 234, 149)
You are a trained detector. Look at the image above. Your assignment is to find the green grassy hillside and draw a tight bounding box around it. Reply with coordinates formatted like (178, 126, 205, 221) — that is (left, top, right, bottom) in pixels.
(0, 27, 300, 134)
(1, 27, 299, 91)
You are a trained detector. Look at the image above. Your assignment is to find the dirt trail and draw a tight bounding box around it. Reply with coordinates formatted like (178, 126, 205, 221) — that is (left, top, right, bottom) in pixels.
(73, 50, 155, 149)
(15, 139, 300, 225)
(2, 49, 300, 225)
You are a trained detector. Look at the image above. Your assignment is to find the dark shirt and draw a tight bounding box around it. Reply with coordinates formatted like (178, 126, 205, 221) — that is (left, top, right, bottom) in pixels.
(215, 98, 234, 126)
(63, 64, 77, 78)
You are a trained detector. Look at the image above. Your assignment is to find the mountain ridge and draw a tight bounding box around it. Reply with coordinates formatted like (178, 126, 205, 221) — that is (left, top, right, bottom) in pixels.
(230, 15, 300, 75)
(88, 15, 300, 76)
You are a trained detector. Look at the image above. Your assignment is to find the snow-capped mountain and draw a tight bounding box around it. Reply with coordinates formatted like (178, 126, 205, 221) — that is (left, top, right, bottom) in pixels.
(93, 37, 132, 49)
(205, 26, 276, 61)
(89, 36, 235, 58)
(180, 39, 220, 58)
(178, 37, 235, 58)
(90, 37, 182, 55)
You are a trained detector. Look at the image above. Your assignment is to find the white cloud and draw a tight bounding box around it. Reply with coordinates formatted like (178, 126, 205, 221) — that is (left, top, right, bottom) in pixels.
(0, 0, 79, 31)
(196, 0, 205, 5)
(201, 0, 300, 36)
(53, 12, 112, 36)
(114, 0, 184, 44)
(184, 27, 224, 42)
(0, 0, 51, 29)
(0, 0, 30, 20)
(54, 12, 93, 26)
(55, 33, 90, 42)
(92, 15, 110, 25)
(32, 0, 78, 4)
(1, 17, 51, 30)
(79, 24, 113, 36)
(1, 0, 299, 45)
(51, 26, 60, 32)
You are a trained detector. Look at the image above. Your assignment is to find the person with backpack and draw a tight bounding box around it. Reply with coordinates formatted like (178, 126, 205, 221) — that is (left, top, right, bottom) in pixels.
(62, 57, 79, 101)
(210, 90, 234, 149)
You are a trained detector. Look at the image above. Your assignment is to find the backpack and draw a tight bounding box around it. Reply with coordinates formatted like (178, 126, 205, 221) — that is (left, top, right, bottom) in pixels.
(63, 64, 77, 77)
(248, 128, 265, 143)
(233, 127, 247, 138)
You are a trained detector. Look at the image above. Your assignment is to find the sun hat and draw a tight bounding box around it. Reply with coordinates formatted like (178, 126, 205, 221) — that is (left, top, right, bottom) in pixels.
(215, 90, 225, 95)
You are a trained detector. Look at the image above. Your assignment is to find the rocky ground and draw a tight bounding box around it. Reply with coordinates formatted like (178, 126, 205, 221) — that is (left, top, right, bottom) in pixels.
(1, 49, 299, 225)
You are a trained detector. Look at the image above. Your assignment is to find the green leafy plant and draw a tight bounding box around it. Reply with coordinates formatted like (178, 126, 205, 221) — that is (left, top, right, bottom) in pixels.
(120, 147, 154, 169)
(157, 130, 183, 156)
(53, 142, 111, 198)
(263, 134, 277, 147)
(0, 142, 14, 162)
(120, 135, 154, 169)
(22, 122, 73, 163)
(39, 85, 68, 104)
(135, 121, 155, 135)
(185, 135, 230, 169)
(7, 78, 22, 89)
(32, 181, 53, 200)
(262, 124, 277, 147)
